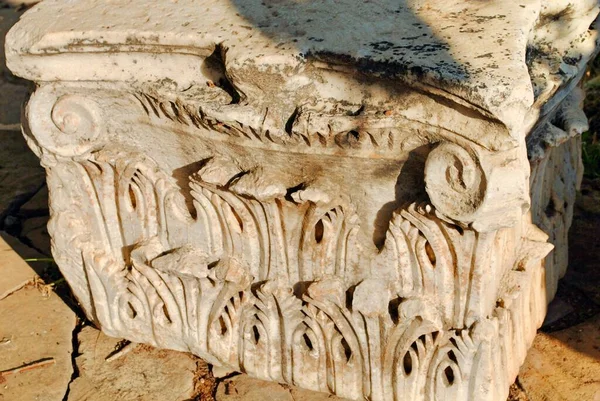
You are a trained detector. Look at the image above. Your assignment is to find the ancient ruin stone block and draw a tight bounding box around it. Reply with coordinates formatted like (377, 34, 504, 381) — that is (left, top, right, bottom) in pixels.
(6, 1, 599, 400)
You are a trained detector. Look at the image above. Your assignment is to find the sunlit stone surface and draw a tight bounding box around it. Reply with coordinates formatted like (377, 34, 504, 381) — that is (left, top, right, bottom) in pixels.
(6, 1, 599, 400)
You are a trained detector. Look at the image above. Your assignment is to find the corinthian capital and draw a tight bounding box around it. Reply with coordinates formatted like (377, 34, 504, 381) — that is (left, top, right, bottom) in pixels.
(5, 1, 597, 400)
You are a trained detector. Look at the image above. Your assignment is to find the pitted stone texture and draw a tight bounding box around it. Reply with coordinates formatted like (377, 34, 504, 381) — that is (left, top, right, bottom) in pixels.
(67, 326, 199, 401)
(0, 287, 75, 401)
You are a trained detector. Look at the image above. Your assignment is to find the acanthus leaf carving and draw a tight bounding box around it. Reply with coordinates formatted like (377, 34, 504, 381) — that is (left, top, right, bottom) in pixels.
(39, 139, 551, 401)
(11, 0, 593, 395)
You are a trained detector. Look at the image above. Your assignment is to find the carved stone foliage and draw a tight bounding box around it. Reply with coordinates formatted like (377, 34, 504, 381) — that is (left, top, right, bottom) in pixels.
(41, 143, 551, 401)
(7, 0, 597, 400)
(189, 179, 361, 284)
(12, 69, 557, 401)
(133, 92, 416, 154)
(528, 88, 588, 300)
(20, 81, 553, 401)
(132, 89, 501, 160)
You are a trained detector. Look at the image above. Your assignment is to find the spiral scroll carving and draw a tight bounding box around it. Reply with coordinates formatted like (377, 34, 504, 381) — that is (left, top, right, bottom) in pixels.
(26, 87, 104, 157)
(424, 142, 486, 224)
(52, 95, 100, 136)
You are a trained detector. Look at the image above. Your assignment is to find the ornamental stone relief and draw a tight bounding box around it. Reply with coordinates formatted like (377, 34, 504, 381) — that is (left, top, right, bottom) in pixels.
(41, 146, 549, 401)
(6, 0, 599, 400)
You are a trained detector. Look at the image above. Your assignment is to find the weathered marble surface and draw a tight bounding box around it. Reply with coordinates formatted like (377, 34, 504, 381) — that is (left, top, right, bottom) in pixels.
(6, 0, 598, 136)
(5, 1, 600, 401)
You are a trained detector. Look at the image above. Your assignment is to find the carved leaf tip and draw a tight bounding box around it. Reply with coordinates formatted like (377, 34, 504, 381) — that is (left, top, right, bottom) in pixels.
(151, 244, 215, 280)
(306, 277, 346, 306)
(352, 278, 391, 317)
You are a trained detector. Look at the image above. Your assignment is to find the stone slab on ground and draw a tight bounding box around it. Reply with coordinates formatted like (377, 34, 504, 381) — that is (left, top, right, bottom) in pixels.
(0, 231, 51, 277)
(0, 234, 37, 299)
(0, 230, 45, 259)
(216, 374, 350, 401)
(67, 326, 200, 401)
(0, 286, 76, 401)
(517, 314, 600, 401)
